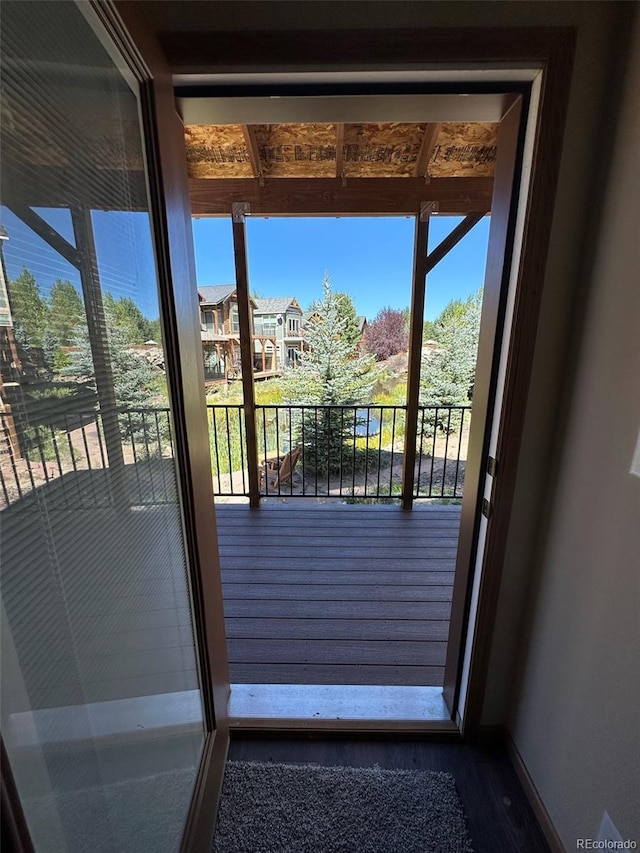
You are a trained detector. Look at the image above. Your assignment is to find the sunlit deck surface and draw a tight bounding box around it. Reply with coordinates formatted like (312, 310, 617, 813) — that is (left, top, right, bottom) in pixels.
(215, 502, 462, 687)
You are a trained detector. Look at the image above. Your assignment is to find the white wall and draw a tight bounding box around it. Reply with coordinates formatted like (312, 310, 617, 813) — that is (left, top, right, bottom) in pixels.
(509, 11, 640, 847)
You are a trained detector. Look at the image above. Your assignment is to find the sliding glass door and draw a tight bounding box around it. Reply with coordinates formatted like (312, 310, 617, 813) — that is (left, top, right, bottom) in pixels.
(0, 2, 228, 850)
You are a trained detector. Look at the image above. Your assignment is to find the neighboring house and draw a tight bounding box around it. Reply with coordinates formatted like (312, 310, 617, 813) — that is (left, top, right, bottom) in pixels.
(253, 297, 304, 369)
(302, 308, 322, 332)
(356, 315, 368, 352)
(198, 284, 244, 381)
(198, 285, 279, 380)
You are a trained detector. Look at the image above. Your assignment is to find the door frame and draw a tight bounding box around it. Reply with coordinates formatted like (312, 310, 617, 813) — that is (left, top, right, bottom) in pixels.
(86, 4, 231, 851)
(109, 16, 576, 739)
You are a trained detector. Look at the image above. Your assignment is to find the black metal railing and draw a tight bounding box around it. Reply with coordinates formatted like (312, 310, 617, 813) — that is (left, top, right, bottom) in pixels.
(207, 404, 247, 497)
(251, 404, 470, 501)
(0, 408, 175, 510)
(1, 402, 471, 509)
(414, 405, 471, 499)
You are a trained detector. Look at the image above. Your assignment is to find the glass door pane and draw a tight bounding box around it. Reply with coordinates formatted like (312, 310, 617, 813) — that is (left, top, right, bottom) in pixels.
(1, 3, 206, 850)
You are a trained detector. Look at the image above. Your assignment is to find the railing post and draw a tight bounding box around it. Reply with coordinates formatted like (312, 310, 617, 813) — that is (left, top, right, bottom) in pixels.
(402, 202, 434, 510)
(231, 202, 260, 508)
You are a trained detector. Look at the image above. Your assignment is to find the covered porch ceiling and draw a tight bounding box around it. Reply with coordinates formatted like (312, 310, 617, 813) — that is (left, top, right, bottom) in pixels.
(184, 117, 498, 217)
(184, 111, 498, 216)
(180, 91, 510, 217)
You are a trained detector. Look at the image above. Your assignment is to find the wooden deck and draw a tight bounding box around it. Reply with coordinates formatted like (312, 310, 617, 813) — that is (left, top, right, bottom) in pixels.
(215, 502, 462, 687)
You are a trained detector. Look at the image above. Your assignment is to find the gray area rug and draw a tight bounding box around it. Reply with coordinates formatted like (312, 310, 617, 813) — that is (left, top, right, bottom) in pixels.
(213, 761, 475, 853)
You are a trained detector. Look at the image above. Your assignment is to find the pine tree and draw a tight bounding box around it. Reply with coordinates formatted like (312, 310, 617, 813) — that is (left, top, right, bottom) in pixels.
(8, 268, 48, 348)
(48, 279, 85, 346)
(334, 292, 361, 348)
(283, 274, 378, 475)
(66, 301, 167, 444)
(103, 293, 154, 344)
(419, 289, 482, 432)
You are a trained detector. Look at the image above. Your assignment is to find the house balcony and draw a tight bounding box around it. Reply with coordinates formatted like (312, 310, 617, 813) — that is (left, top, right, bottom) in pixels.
(1, 402, 470, 697)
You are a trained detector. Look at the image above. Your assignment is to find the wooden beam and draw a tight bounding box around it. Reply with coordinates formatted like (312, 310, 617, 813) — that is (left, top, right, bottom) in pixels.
(231, 202, 260, 508)
(5, 203, 81, 269)
(70, 205, 126, 491)
(242, 124, 263, 180)
(402, 203, 433, 511)
(190, 177, 493, 217)
(335, 123, 344, 178)
(414, 123, 441, 178)
(161, 28, 575, 73)
(426, 212, 486, 272)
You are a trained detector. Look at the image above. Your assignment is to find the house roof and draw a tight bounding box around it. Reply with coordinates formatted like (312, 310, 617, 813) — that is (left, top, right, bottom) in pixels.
(356, 316, 367, 333)
(254, 297, 301, 314)
(198, 284, 236, 304)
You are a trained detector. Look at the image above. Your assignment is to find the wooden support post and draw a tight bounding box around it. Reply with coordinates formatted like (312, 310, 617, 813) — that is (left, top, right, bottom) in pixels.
(261, 342, 266, 373)
(70, 205, 127, 496)
(0, 375, 21, 459)
(414, 123, 441, 179)
(231, 202, 260, 507)
(335, 123, 345, 179)
(242, 125, 264, 185)
(402, 202, 434, 510)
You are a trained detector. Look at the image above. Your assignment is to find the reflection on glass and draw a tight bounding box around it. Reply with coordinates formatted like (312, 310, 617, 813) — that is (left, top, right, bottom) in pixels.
(0, 3, 204, 851)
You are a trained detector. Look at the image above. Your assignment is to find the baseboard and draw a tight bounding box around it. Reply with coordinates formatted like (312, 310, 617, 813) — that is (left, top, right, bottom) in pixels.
(503, 729, 566, 853)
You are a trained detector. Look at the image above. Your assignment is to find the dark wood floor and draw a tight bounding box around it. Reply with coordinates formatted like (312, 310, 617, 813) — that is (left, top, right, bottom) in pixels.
(228, 735, 550, 853)
(215, 503, 461, 686)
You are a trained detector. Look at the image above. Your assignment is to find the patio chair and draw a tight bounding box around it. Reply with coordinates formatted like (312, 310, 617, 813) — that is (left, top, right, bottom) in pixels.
(260, 446, 301, 491)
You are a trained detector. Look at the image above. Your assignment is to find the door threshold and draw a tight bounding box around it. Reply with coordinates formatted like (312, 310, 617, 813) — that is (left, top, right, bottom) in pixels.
(228, 684, 457, 731)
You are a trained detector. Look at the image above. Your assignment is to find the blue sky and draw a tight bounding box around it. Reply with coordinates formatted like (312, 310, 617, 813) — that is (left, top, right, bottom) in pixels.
(2, 207, 489, 323)
(1, 206, 160, 320)
(193, 215, 489, 321)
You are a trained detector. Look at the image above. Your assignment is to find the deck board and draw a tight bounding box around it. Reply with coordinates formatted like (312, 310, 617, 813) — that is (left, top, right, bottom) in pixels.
(215, 503, 462, 687)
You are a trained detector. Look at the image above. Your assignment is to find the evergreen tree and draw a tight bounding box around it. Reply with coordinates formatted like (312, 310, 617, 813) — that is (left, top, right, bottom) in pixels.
(308, 289, 361, 348)
(66, 301, 166, 443)
(419, 289, 482, 432)
(41, 329, 60, 373)
(145, 318, 162, 344)
(334, 292, 361, 348)
(283, 274, 378, 475)
(103, 293, 154, 344)
(422, 319, 438, 342)
(8, 268, 48, 348)
(48, 279, 85, 345)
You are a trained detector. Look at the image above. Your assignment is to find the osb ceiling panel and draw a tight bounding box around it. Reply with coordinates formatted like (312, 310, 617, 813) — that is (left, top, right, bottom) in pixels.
(342, 123, 427, 177)
(184, 122, 499, 180)
(185, 124, 253, 178)
(430, 123, 497, 178)
(254, 123, 338, 178)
